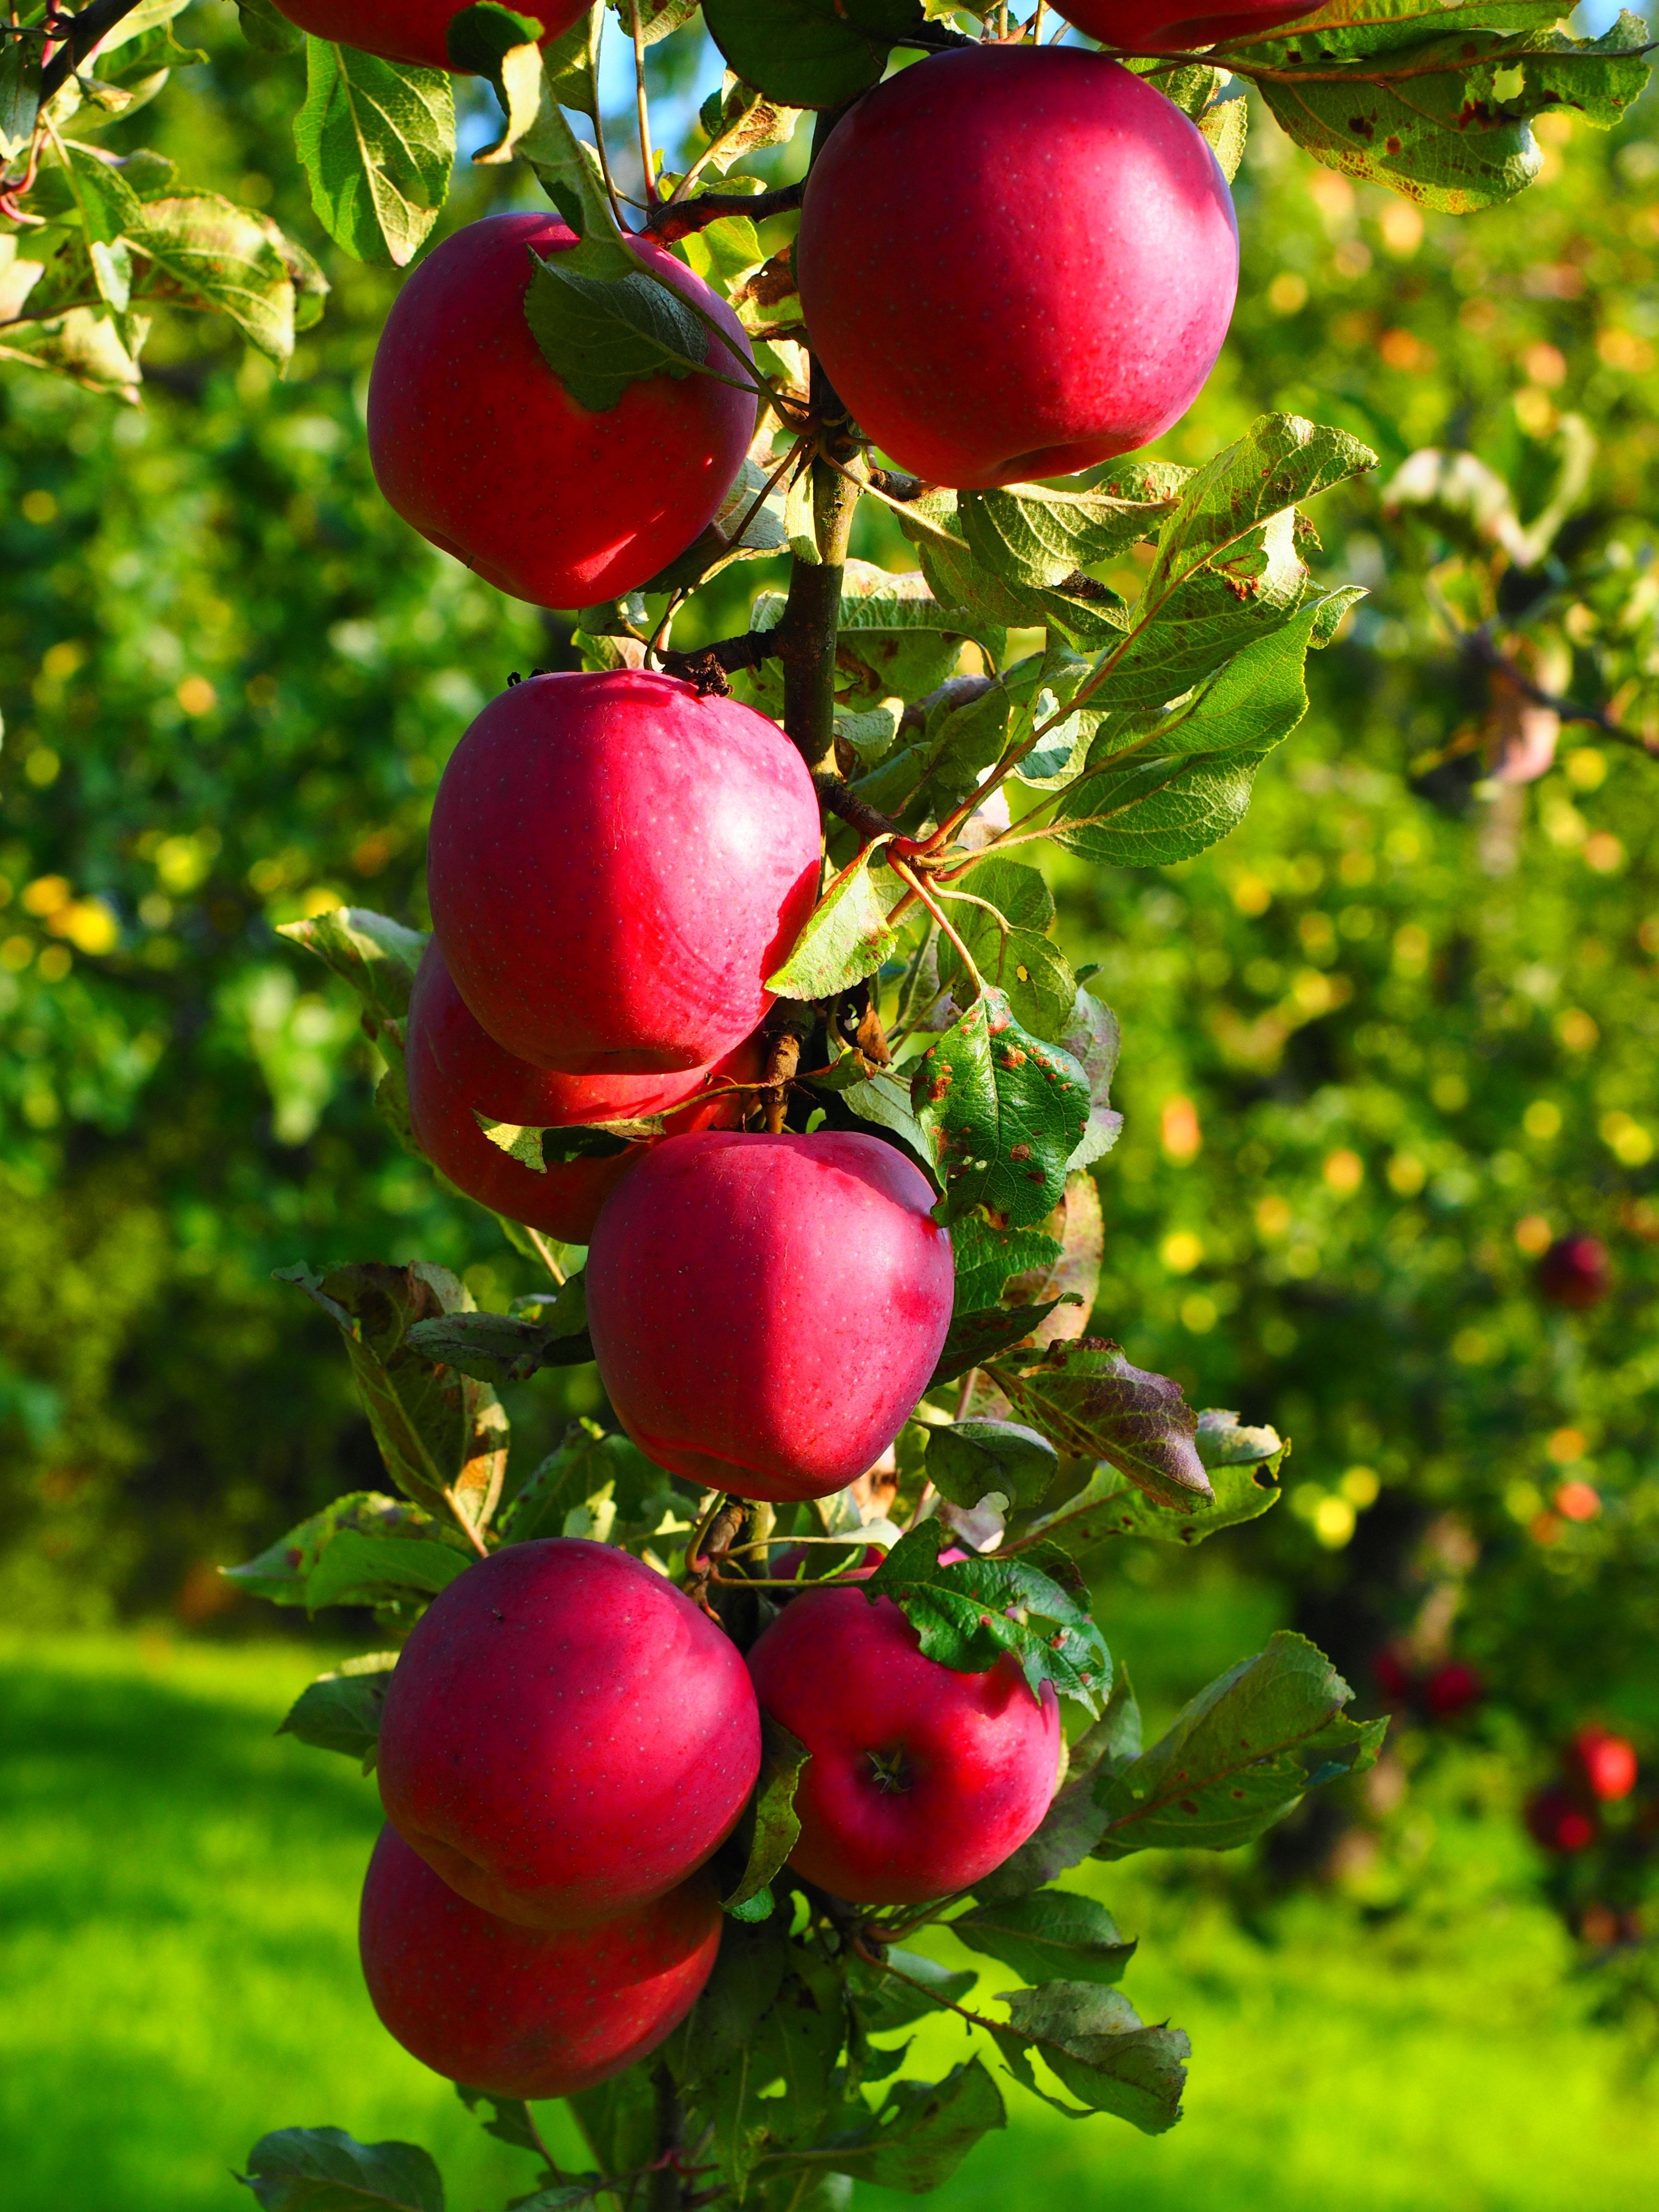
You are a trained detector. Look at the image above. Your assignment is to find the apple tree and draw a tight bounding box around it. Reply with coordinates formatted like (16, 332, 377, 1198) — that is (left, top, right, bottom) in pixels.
(4, 3, 1654, 2208)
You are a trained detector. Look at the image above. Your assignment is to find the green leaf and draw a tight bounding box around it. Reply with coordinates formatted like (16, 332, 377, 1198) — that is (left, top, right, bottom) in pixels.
(994, 1983, 1187, 2134)
(958, 481, 1184, 591)
(498, 1417, 690, 1546)
(406, 1276, 592, 1383)
(302, 1528, 472, 1609)
(850, 1948, 976, 2033)
(909, 990, 1093, 1230)
(849, 678, 1011, 833)
(1051, 590, 1365, 870)
(524, 247, 737, 415)
(222, 1491, 469, 1606)
(237, 2126, 445, 2211)
(1256, 14, 1652, 213)
(987, 1339, 1211, 1510)
(275, 1262, 509, 1536)
(1093, 1631, 1389, 1859)
(723, 1715, 810, 1911)
(926, 1296, 1070, 1389)
(235, 0, 304, 54)
(801, 2058, 1005, 2192)
(565, 2067, 657, 2183)
(925, 1419, 1059, 1511)
(934, 859, 1076, 1044)
(277, 1653, 398, 1765)
(1023, 1455, 1284, 1562)
(1060, 988, 1123, 1172)
(124, 191, 303, 366)
(865, 1519, 1111, 1714)
(767, 844, 899, 1000)
(944, 1216, 1062, 1318)
(703, 0, 927, 110)
(833, 565, 989, 710)
(952, 1892, 1134, 1988)
(971, 1671, 1140, 1902)
(294, 41, 454, 269)
(829, 1066, 940, 1186)
(1197, 89, 1248, 182)
(277, 908, 427, 1029)
(0, 34, 42, 164)
(1197, 1407, 1289, 1473)
(447, 7, 550, 165)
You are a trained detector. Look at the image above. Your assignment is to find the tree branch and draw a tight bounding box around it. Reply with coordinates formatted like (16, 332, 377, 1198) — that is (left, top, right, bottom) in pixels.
(39, 0, 145, 101)
(657, 629, 780, 694)
(1465, 624, 1658, 758)
(645, 182, 805, 241)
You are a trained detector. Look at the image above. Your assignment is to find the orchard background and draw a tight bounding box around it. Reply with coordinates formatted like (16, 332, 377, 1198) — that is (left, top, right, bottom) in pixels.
(4, 2, 1659, 2208)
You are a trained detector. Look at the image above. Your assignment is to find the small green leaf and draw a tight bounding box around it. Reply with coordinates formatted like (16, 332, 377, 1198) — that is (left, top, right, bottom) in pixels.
(995, 1983, 1188, 2134)
(945, 1216, 1062, 1317)
(1093, 1631, 1388, 1859)
(524, 247, 736, 414)
(703, 0, 927, 110)
(294, 40, 455, 269)
(222, 1492, 468, 1606)
(276, 1262, 509, 1536)
(0, 34, 42, 164)
(1197, 90, 1248, 182)
(958, 480, 1183, 591)
(277, 907, 427, 1028)
(277, 1653, 398, 1764)
(987, 1338, 1211, 1510)
(405, 1281, 592, 1384)
(800, 2058, 1006, 2192)
(723, 1716, 810, 1911)
(972, 1671, 1141, 1902)
(925, 1419, 1059, 1511)
(767, 844, 897, 999)
(926, 1296, 1072, 1389)
(934, 859, 1076, 1044)
(447, 7, 550, 165)
(952, 1892, 1135, 1988)
(865, 1520, 1111, 1714)
(850, 1948, 976, 2033)
(498, 1418, 690, 1546)
(237, 2126, 445, 2212)
(235, 0, 304, 54)
(909, 990, 1093, 1230)
(1023, 1454, 1283, 1561)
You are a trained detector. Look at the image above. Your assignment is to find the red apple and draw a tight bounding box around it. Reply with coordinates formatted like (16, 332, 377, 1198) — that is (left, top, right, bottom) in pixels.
(587, 1131, 955, 1504)
(359, 1825, 720, 2098)
(272, 0, 586, 73)
(377, 1539, 761, 1928)
(426, 669, 821, 1075)
(368, 213, 756, 610)
(1525, 1783, 1598, 1854)
(404, 940, 760, 1240)
(1566, 1727, 1639, 1804)
(1537, 1234, 1611, 1310)
(1422, 1660, 1484, 1719)
(746, 1585, 1060, 1902)
(795, 47, 1237, 489)
(1056, 3, 1317, 50)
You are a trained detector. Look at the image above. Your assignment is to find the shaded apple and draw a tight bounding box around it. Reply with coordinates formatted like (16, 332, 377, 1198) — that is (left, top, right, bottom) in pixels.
(1537, 1233, 1611, 1310)
(360, 1825, 720, 2098)
(746, 1585, 1060, 1902)
(377, 1539, 760, 1928)
(1421, 1660, 1484, 1719)
(587, 1131, 955, 1503)
(404, 939, 761, 1241)
(426, 669, 822, 1074)
(1055, 2, 1317, 49)
(1525, 1783, 1598, 1854)
(796, 47, 1237, 488)
(273, 0, 585, 74)
(1566, 1726, 1639, 1803)
(368, 213, 755, 610)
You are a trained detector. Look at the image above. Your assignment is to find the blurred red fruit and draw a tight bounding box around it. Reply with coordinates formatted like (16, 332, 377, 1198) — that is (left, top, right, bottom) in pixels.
(1422, 1661, 1484, 1719)
(1525, 1784, 1598, 1854)
(1565, 1727, 1639, 1803)
(1537, 1234, 1611, 1310)
(1371, 1646, 1415, 1704)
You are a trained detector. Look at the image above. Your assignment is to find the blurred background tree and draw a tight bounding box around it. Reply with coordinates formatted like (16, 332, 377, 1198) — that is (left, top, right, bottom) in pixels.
(1, 5, 1656, 1903)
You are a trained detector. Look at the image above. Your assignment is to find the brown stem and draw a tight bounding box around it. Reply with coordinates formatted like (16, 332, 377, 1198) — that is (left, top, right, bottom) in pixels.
(649, 2064, 684, 2212)
(657, 629, 780, 696)
(779, 448, 859, 770)
(813, 774, 900, 843)
(762, 1018, 805, 1135)
(645, 181, 805, 240)
(1465, 624, 1657, 757)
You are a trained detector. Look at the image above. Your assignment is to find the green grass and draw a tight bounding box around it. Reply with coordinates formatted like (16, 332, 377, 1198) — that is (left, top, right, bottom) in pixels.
(2, 1616, 1653, 2212)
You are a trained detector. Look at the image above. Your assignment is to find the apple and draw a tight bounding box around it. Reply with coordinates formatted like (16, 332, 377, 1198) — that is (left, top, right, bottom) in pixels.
(359, 1825, 720, 2098)
(1422, 1660, 1484, 1719)
(368, 213, 756, 610)
(1566, 1727, 1639, 1803)
(377, 1538, 761, 1928)
(272, 1, 586, 73)
(426, 668, 822, 1075)
(1055, 3, 1318, 50)
(746, 1585, 1060, 1902)
(1525, 1784, 1598, 1854)
(404, 940, 760, 1241)
(1538, 1233, 1611, 1310)
(795, 47, 1237, 489)
(587, 1131, 955, 1503)
(1371, 1645, 1415, 1705)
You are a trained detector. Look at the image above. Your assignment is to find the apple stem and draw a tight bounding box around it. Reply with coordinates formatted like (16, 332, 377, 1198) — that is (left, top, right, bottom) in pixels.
(646, 182, 806, 240)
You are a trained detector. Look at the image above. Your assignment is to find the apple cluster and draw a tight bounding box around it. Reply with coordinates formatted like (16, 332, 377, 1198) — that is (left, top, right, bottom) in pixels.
(1525, 1726, 1642, 1856)
(263, 0, 1265, 2128)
